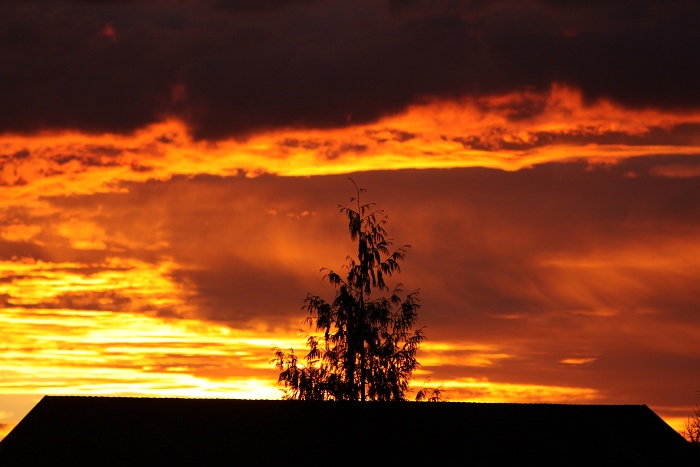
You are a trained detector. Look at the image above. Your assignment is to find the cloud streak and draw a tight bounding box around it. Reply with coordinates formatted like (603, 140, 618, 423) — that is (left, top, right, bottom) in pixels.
(2, 86, 700, 207)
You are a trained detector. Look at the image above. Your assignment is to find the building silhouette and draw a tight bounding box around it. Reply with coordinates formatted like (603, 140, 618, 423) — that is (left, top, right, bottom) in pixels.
(0, 396, 697, 465)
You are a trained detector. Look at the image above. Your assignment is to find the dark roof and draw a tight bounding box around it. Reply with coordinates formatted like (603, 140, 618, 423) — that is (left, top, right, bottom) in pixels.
(0, 396, 697, 466)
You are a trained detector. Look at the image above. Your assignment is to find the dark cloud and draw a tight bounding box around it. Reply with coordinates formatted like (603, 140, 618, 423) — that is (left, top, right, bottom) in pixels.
(170, 260, 309, 324)
(1, 0, 699, 139)
(211, 0, 318, 12)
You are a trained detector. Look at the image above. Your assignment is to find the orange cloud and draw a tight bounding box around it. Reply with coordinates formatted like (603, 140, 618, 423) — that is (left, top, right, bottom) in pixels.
(1, 85, 699, 207)
(0, 224, 42, 243)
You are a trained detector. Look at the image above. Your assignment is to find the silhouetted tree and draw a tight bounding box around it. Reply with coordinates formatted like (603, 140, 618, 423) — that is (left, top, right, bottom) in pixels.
(415, 382, 447, 402)
(272, 180, 424, 401)
(682, 403, 700, 445)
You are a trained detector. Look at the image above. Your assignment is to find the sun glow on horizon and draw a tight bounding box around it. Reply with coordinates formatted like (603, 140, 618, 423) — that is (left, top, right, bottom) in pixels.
(0, 306, 288, 399)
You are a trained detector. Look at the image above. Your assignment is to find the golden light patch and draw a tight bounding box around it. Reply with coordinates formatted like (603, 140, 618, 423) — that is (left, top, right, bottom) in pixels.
(560, 358, 597, 365)
(418, 341, 513, 367)
(430, 377, 600, 404)
(664, 416, 690, 435)
(0, 306, 291, 399)
(0, 258, 190, 311)
(0, 424, 12, 442)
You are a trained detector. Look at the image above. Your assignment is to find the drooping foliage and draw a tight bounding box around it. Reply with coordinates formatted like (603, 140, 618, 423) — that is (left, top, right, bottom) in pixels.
(272, 180, 424, 401)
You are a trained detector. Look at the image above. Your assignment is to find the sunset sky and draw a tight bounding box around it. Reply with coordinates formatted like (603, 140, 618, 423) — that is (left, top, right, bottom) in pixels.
(2, 0, 700, 437)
